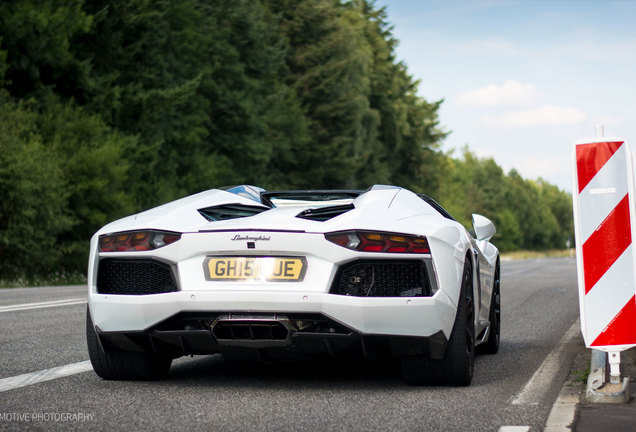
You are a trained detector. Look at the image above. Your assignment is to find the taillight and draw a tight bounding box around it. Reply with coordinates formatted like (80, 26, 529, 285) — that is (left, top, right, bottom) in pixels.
(325, 231, 430, 254)
(99, 230, 181, 252)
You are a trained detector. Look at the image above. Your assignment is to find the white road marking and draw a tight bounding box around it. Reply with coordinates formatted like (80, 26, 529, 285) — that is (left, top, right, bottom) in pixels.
(512, 319, 581, 405)
(498, 427, 530, 432)
(0, 361, 93, 393)
(0, 298, 87, 313)
(503, 269, 530, 276)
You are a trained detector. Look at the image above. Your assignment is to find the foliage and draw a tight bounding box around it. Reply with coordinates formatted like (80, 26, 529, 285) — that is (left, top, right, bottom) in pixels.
(0, 0, 574, 278)
(0, 93, 72, 277)
(0, 271, 86, 289)
(437, 149, 573, 251)
(37, 96, 137, 270)
(0, 0, 93, 100)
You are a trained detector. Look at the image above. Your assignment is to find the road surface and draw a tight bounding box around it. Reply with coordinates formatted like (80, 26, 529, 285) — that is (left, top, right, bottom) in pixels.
(0, 257, 582, 431)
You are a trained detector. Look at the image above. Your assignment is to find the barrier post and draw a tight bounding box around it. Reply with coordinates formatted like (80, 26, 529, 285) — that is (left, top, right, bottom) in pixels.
(609, 351, 621, 384)
(572, 127, 636, 401)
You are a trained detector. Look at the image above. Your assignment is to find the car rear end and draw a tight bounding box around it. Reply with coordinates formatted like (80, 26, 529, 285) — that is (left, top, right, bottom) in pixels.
(86, 186, 464, 382)
(89, 225, 458, 361)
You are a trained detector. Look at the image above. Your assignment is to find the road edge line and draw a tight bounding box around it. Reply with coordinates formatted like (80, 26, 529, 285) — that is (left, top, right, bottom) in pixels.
(512, 319, 581, 406)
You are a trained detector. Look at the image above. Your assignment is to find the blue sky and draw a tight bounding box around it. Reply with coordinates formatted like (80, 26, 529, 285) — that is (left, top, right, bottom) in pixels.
(378, 0, 636, 192)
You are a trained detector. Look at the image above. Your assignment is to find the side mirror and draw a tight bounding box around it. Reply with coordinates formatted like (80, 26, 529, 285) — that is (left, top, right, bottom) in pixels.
(472, 214, 496, 242)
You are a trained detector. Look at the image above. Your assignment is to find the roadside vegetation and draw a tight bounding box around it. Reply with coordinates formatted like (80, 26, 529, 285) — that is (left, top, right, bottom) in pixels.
(0, 0, 573, 281)
(0, 272, 86, 289)
(501, 249, 575, 260)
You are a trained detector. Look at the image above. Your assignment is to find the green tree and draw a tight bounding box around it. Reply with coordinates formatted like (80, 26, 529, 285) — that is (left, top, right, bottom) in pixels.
(538, 179, 573, 249)
(37, 96, 136, 270)
(358, 1, 447, 193)
(0, 0, 92, 100)
(76, 0, 309, 199)
(435, 150, 572, 251)
(504, 170, 560, 250)
(265, 0, 374, 188)
(0, 94, 72, 277)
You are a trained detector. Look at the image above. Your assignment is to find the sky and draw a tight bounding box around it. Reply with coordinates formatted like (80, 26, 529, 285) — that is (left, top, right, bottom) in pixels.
(378, 0, 636, 192)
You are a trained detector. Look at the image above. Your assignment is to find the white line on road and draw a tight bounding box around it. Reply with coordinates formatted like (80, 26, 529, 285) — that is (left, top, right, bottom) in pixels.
(0, 361, 93, 393)
(512, 319, 581, 405)
(499, 427, 530, 432)
(503, 269, 531, 276)
(0, 298, 87, 313)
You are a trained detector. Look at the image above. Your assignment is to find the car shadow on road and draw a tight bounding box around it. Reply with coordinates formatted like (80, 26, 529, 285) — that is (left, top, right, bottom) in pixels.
(164, 351, 514, 391)
(158, 334, 544, 390)
(166, 354, 417, 390)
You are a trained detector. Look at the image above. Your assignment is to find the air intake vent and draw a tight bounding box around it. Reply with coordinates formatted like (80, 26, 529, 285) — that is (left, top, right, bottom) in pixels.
(329, 260, 431, 297)
(97, 259, 178, 295)
(296, 204, 354, 222)
(198, 204, 269, 222)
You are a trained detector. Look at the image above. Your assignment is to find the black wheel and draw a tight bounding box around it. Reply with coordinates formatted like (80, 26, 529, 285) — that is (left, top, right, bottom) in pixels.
(86, 307, 172, 380)
(401, 259, 475, 386)
(478, 260, 500, 354)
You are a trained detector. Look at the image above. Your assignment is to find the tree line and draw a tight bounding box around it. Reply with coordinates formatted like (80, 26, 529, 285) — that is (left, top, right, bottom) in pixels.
(0, 0, 572, 279)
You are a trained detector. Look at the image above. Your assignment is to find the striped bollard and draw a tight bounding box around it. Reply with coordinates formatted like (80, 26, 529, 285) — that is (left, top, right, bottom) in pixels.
(572, 130, 636, 384)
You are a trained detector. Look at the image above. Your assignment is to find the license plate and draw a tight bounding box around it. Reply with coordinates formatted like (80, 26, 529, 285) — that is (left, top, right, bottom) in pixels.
(203, 256, 307, 281)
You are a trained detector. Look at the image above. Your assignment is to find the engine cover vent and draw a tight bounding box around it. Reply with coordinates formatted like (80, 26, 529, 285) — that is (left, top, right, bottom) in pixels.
(296, 204, 354, 222)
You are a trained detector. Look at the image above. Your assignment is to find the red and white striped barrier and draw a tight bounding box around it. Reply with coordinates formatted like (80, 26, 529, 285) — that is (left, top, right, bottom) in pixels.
(573, 136, 636, 352)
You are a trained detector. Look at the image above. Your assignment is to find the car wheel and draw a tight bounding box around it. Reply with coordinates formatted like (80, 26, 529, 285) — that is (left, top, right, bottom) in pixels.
(401, 258, 475, 386)
(86, 306, 172, 380)
(478, 261, 500, 354)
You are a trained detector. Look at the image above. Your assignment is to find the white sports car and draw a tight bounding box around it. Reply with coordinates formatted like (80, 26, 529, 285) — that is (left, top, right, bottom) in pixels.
(86, 185, 500, 386)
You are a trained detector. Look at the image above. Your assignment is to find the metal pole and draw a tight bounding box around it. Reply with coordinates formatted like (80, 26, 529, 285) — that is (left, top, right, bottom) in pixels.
(608, 351, 622, 385)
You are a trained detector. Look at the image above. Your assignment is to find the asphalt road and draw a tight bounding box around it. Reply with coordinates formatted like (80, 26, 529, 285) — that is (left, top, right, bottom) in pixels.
(0, 257, 583, 432)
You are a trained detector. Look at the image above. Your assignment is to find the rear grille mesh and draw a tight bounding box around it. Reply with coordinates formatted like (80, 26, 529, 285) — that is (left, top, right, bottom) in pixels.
(97, 259, 178, 295)
(330, 260, 431, 297)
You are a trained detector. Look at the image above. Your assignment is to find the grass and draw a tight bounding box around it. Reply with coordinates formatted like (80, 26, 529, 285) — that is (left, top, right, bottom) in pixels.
(568, 357, 592, 387)
(0, 271, 87, 289)
(501, 249, 575, 260)
(570, 368, 590, 385)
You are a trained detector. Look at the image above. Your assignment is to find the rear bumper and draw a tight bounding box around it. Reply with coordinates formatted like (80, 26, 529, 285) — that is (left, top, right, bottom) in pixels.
(89, 289, 457, 360)
(89, 288, 456, 337)
(95, 311, 449, 360)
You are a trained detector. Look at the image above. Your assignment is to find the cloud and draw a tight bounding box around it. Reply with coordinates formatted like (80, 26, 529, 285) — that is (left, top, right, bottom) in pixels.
(456, 80, 538, 107)
(481, 105, 588, 127)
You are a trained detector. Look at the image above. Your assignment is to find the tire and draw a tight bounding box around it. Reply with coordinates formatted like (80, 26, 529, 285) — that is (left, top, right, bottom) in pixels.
(401, 258, 475, 386)
(478, 261, 500, 354)
(86, 307, 172, 380)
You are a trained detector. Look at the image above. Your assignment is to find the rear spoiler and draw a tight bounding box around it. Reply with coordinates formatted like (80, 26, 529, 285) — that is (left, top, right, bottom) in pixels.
(260, 190, 362, 207)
